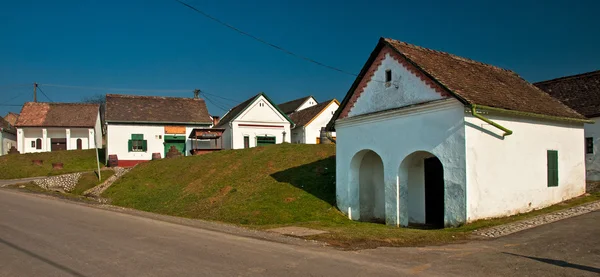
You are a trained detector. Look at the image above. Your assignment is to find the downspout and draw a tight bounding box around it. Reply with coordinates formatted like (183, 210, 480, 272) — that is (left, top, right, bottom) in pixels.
(471, 105, 513, 137)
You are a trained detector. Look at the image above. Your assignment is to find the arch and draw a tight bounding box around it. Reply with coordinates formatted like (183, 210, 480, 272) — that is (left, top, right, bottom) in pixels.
(399, 151, 445, 228)
(35, 138, 42, 150)
(349, 149, 385, 223)
(76, 138, 83, 150)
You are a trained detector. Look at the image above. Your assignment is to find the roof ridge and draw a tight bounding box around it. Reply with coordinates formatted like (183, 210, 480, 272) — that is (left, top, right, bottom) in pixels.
(25, 102, 100, 106)
(534, 69, 600, 85)
(384, 38, 515, 74)
(106, 94, 204, 101)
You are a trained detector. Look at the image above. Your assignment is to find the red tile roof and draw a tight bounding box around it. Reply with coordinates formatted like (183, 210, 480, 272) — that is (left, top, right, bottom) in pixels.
(290, 99, 338, 127)
(15, 102, 99, 128)
(534, 70, 600, 118)
(105, 94, 212, 124)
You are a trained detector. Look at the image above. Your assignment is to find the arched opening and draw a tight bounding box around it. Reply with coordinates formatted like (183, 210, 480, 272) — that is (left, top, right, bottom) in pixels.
(400, 151, 445, 228)
(76, 138, 83, 150)
(350, 150, 385, 223)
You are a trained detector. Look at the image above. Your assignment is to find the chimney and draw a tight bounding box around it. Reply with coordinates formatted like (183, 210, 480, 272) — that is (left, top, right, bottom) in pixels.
(193, 89, 200, 99)
(212, 116, 220, 126)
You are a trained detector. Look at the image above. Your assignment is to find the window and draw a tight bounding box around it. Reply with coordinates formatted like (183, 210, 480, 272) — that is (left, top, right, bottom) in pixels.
(35, 138, 42, 150)
(547, 150, 558, 187)
(244, 136, 250, 149)
(128, 134, 147, 152)
(385, 69, 392, 83)
(76, 138, 83, 150)
(31, 141, 35, 148)
(586, 137, 593, 154)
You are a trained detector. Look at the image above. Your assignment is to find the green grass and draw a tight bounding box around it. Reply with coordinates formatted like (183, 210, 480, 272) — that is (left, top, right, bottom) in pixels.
(102, 144, 600, 249)
(71, 170, 115, 196)
(0, 149, 103, 179)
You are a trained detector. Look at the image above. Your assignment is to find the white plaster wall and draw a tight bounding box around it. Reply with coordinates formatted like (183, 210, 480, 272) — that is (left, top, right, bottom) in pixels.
(336, 100, 467, 226)
(348, 53, 444, 117)
(19, 128, 44, 153)
(295, 96, 318, 112)
(405, 155, 427, 224)
(465, 113, 586, 221)
(238, 96, 289, 123)
(94, 112, 102, 148)
(304, 102, 339, 144)
(358, 151, 386, 221)
(291, 129, 304, 144)
(584, 117, 600, 181)
(222, 125, 233, 149)
(107, 124, 165, 160)
(70, 129, 90, 150)
(1, 132, 16, 155)
(231, 122, 291, 149)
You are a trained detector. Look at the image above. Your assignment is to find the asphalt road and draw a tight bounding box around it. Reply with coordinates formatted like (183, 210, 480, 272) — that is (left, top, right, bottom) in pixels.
(1, 189, 599, 276)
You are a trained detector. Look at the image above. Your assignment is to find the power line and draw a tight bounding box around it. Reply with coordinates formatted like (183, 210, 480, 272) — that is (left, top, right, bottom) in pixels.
(201, 91, 241, 104)
(37, 86, 53, 102)
(174, 0, 357, 77)
(202, 93, 229, 112)
(39, 83, 191, 93)
(0, 84, 30, 90)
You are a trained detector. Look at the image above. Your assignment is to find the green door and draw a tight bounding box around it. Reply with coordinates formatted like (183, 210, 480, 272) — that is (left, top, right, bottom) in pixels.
(164, 135, 186, 156)
(256, 136, 276, 147)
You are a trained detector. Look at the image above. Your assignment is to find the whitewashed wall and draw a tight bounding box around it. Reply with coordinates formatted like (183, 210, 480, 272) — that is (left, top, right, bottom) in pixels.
(295, 97, 318, 112)
(304, 102, 339, 144)
(336, 100, 467, 227)
(584, 117, 600, 181)
(1, 132, 16, 155)
(465, 113, 586, 221)
(107, 125, 165, 160)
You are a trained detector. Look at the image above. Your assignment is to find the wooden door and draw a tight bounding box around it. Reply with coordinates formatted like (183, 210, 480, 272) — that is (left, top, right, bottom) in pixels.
(50, 138, 67, 151)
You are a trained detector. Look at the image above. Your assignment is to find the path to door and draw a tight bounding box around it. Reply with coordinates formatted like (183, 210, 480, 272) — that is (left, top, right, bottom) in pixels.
(1, 189, 598, 276)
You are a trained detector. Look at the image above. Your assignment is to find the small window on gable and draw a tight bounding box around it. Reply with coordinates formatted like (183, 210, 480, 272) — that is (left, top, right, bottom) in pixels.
(586, 137, 593, 154)
(385, 69, 392, 83)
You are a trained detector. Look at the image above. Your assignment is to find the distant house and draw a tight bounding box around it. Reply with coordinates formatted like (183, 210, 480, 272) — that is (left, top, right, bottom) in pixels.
(215, 92, 293, 149)
(0, 117, 17, 155)
(15, 102, 102, 153)
(105, 94, 214, 167)
(328, 37, 589, 228)
(278, 95, 318, 116)
(535, 70, 600, 180)
(4, 112, 19, 126)
(289, 99, 339, 144)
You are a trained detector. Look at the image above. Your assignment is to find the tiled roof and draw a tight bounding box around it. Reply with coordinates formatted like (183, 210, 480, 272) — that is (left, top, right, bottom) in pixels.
(290, 99, 338, 127)
(330, 38, 586, 130)
(278, 96, 314, 115)
(534, 70, 600, 118)
(15, 102, 99, 128)
(3, 112, 19, 126)
(214, 92, 294, 128)
(105, 94, 212, 124)
(0, 117, 16, 134)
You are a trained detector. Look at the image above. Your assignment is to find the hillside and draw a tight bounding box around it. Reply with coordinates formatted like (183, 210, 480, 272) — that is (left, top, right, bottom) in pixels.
(104, 144, 341, 225)
(0, 149, 101, 179)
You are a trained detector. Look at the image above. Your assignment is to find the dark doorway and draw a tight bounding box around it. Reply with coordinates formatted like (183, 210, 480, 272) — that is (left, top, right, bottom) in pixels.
(50, 138, 67, 151)
(424, 157, 444, 228)
(76, 139, 83, 150)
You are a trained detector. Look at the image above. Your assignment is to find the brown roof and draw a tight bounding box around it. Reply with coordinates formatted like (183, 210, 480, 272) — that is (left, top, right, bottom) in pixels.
(0, 117, 16, 134)
(105, 94, 212, 124)
(3, 112, 19, 126)
(15, 102, 99, 128)
(330, 38, 586, 130)
(278, 96, 315, 115)
(534, 70, 600, 118)
(215, 92, 293, 128)
(290, 99, 338, 127)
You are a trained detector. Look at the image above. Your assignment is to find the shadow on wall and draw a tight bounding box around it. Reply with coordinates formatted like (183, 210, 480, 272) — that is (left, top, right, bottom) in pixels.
(270, 156, 336, 206)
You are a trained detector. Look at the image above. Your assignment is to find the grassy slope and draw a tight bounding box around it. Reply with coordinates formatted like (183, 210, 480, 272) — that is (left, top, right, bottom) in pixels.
(103, 144, 600, 248)
(0, 149, 102, 179)
(71, 170, 115, 195)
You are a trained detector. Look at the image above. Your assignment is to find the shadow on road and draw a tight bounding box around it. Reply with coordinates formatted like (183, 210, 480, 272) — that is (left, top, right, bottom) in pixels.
(503, 252, 600, 274)
(0, 237, 87, 277)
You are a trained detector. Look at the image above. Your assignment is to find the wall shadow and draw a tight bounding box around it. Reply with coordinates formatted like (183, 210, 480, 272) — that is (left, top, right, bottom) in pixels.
(465, 122, 504, 140)
(270, 156, 336, 206)
(503, 252, 600, 274)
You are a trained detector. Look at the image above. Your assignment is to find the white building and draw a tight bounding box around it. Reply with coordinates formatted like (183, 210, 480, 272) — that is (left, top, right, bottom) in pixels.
(215, 93, 293, 149)
(535, 70, 600, 181)
(0, 117, 17, 155)
(105, 94, 214, 167)
(288, 99, 339, 144)
(278, 95, 318, 116)
(329, 38, 590, 228)
(15, 102, 102, 154)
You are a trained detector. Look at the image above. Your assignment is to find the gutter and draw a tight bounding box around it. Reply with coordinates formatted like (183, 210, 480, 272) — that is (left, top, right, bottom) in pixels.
(471, 105, 513, 137)
(474, 104, 594, 124)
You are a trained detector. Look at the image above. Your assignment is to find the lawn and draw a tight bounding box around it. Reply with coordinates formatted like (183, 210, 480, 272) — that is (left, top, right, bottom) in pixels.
(103, 143, 600, 248)
(0, 149, 103, 179)
(71, 170, 115, 196)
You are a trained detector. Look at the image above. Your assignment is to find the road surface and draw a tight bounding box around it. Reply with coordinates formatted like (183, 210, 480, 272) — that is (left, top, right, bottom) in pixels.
(0, 189, 598, 276)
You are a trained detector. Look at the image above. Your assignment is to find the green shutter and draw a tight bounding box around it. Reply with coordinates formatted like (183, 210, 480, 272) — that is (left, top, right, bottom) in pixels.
(547, 150, 558, 187)
(128, 140, 133, 152)
(131, 134, 144, 140)
(142, 140, 148, 152)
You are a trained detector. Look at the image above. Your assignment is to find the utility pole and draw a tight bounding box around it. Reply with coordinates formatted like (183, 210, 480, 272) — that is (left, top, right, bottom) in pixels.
(194, 88, 200, 99)
(33, 82, 38, 102)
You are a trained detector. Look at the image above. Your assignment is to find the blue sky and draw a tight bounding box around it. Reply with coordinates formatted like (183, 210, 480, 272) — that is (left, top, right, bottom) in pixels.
(1, 0, 598, 117)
